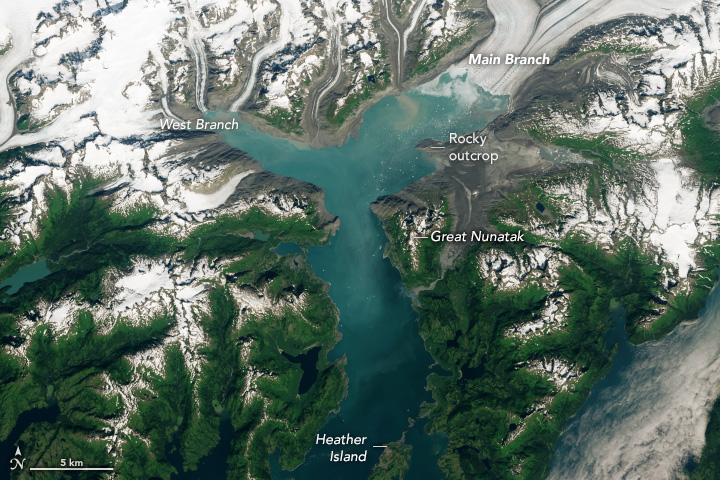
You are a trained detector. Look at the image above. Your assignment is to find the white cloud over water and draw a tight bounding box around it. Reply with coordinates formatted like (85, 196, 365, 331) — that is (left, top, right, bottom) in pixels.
(548, 284, 720, 480)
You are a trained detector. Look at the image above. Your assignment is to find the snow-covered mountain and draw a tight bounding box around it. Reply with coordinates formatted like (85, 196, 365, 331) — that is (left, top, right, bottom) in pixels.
(3, 0, 720, 478)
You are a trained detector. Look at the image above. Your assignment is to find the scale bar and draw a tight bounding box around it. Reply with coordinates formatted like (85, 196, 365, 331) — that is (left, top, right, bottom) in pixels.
(430, 146, 445, 149)
(30, 468, 114, 471)
(415, 236, 429, 239)
(373, 445, 388, 448)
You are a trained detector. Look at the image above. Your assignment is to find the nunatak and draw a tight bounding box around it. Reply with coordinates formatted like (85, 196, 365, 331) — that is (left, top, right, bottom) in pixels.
(429, 230, 525, 243)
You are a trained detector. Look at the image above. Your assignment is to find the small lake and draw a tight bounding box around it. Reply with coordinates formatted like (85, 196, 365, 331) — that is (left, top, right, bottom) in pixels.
(282, 346, 321, 396)
(272, 242, 303, 256)
(0, 260, 50, 296)
(0, 70, 507, 480)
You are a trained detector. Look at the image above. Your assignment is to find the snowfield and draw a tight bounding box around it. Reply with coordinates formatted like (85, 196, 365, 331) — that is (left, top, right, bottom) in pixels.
(4, 0, 720, 475)
(0, 0, 349, 457)
(467, 0, 704, 99)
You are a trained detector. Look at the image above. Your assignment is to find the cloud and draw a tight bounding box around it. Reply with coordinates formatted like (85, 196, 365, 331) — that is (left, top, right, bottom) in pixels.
(549, 285, 720, 480)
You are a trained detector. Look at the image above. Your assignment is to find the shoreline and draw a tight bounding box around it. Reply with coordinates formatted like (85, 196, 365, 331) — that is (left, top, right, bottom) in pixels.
(210, 30, 499, 151)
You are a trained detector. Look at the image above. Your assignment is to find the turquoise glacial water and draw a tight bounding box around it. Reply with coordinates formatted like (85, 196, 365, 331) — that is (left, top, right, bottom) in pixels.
(212, 72, 507, 479)
(0, 259, 50, 296)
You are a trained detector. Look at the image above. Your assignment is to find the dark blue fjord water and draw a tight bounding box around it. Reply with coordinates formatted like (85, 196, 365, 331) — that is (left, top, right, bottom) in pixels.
(210, 72, 507, 479)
